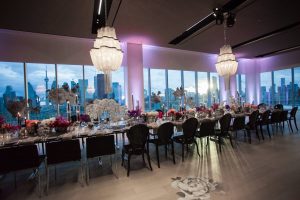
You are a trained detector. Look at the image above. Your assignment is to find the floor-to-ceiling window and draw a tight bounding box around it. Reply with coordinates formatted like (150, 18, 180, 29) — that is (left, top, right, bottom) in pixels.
(143, 68, 150, 111)
(236, 74, 246, 103)
(183, 71, 196, 109)
(167, 70, 182, 110)
(197, 72, 209, 106)
(294, 67, 300, 106)
(209, 72, 220, 105)
(260, 72, 273, 105)
(273, 69, 292, 107)
(26, 63, 57, 120)
(150, 69, 166, 110)
(111, 67, 125, 105)
(0, 62, 25, 123)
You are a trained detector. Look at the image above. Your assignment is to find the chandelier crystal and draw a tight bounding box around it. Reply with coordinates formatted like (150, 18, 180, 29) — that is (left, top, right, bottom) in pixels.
(215, 44, 238, 77)
(90, 26, 123, 93)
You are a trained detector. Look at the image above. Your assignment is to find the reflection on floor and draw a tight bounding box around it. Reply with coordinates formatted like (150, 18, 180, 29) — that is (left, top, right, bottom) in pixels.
(1, 120, 300, 200)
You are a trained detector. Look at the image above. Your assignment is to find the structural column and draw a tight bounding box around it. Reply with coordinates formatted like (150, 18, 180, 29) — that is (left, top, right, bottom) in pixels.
(125, 43, 144, 110)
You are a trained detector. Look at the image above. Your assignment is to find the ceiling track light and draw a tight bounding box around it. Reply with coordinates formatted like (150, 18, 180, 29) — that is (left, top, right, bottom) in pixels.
(226, 12, 236, 27)
(213, 8, 224, 25)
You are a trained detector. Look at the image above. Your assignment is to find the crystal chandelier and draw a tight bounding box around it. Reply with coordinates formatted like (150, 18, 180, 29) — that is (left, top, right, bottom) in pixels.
(90, 0, 123, 94)
(215, 13, 238, 101)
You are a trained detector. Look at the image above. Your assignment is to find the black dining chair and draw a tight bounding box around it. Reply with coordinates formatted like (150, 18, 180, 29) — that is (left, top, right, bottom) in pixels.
(257, 110, 271, 139)
(45, 139, 83, 194)
(121, 124, 152, 176)
(270, 110, 283, 135)
(86, 135, 116, 184)
(274, 104, 284, 110)
(229, 115, 246, 143)
(258, 103, 267, 109)
(173, 117, 200, 162)
(245, 110, 260, 142)
(215, 113, 233, 152)
(148, 122, 175, 168)
(280, 110, 292, 133)
(0, 144, 44, 197)
(195, 119, 216, 147)
(289, 107, 298, 132)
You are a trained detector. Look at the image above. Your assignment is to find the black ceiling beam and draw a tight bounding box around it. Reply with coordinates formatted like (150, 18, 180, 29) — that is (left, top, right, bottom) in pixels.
(169, 0, 248, 45)
(233, 21, 300, 49)
(92, 0, 113, 34)
(255, 44, 300, 58)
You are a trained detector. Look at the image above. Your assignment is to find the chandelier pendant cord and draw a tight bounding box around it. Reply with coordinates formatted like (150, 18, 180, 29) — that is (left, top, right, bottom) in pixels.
(104, 0, 107, 26)
(223, 14, 227, 45)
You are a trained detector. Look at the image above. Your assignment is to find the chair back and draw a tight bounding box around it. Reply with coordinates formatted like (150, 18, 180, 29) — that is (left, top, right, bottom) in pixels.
(182, 117, 198, 138)
(271, 110, 282, 123)
(157, 122, 174, 144)
(232, 115, 245, 131)
(248, 110, 259, 129)
(281, 110, 288, 121)
(198, 119, 216, 137)
(0, 144, 40, 174)
(86, 135, 115, 159)
(46, 139, 81, 165)
(258, 103, 266, 109)
(274, 104, 283, 110)
(219, 113, 232, 134)
(261, 110, 271, 124)
(290, 107, 298, 118)
(127, 124, 149, 148)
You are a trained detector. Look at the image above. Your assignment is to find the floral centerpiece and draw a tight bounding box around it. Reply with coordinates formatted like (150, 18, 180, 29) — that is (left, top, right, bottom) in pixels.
(175, 111, 183, 120)
(86, 99, 127, 122)
(80, 114, 91, 122)
(0, 115, 21, 133)
(49, 116, 71, 133)
(211, 103, 219, 111)
(6, 100, 27, 118)
(128, 108, 142, 118)
(186, 108, 196, 116)
(145, 111, 158, 123)
(167, 109, 176, 117)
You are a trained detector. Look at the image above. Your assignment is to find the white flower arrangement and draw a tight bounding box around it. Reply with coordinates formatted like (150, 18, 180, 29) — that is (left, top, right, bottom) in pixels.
(48, 88, 77, 105)
(186, 108, 196, 115)
(40, 117, 56, 126)
(86, 99, 127, 122)
(146, 111, 159, 117)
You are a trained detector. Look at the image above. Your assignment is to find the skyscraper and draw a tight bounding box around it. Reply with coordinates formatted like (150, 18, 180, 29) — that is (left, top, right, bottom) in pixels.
(78, 79, 88, 105)
(44, 67, 49, 106)
(94, 74, 106, 99)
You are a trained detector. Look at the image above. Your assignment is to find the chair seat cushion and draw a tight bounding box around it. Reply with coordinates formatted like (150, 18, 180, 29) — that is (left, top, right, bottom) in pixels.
(173, 135, 194, 144)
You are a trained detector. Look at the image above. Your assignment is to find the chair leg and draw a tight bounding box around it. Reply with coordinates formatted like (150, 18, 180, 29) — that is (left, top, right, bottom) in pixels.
(228, 134, 234, 148)
(194, 140, 200, 157)
(146, 150, 152, 171)
(255, 126, 260, 141)
(218, 137, 222, 153)
(260, 125, 264, 140)
(37, 169, 41, 198)
(171, 142, 176, 164)
(121, 149, 124, 166)
(165, 145, 168, 159)
(294, 118, 298, 131)
(247, 130, 251, 144)
(289, 119, 294, 133)
(267, 124, 271, 139)
(86, 160, 89, 185)
(46, 165, 49, 195)
(181, 143, 185, 162)
(127, 154, 131, 177)
(156, 144, 160, 168)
